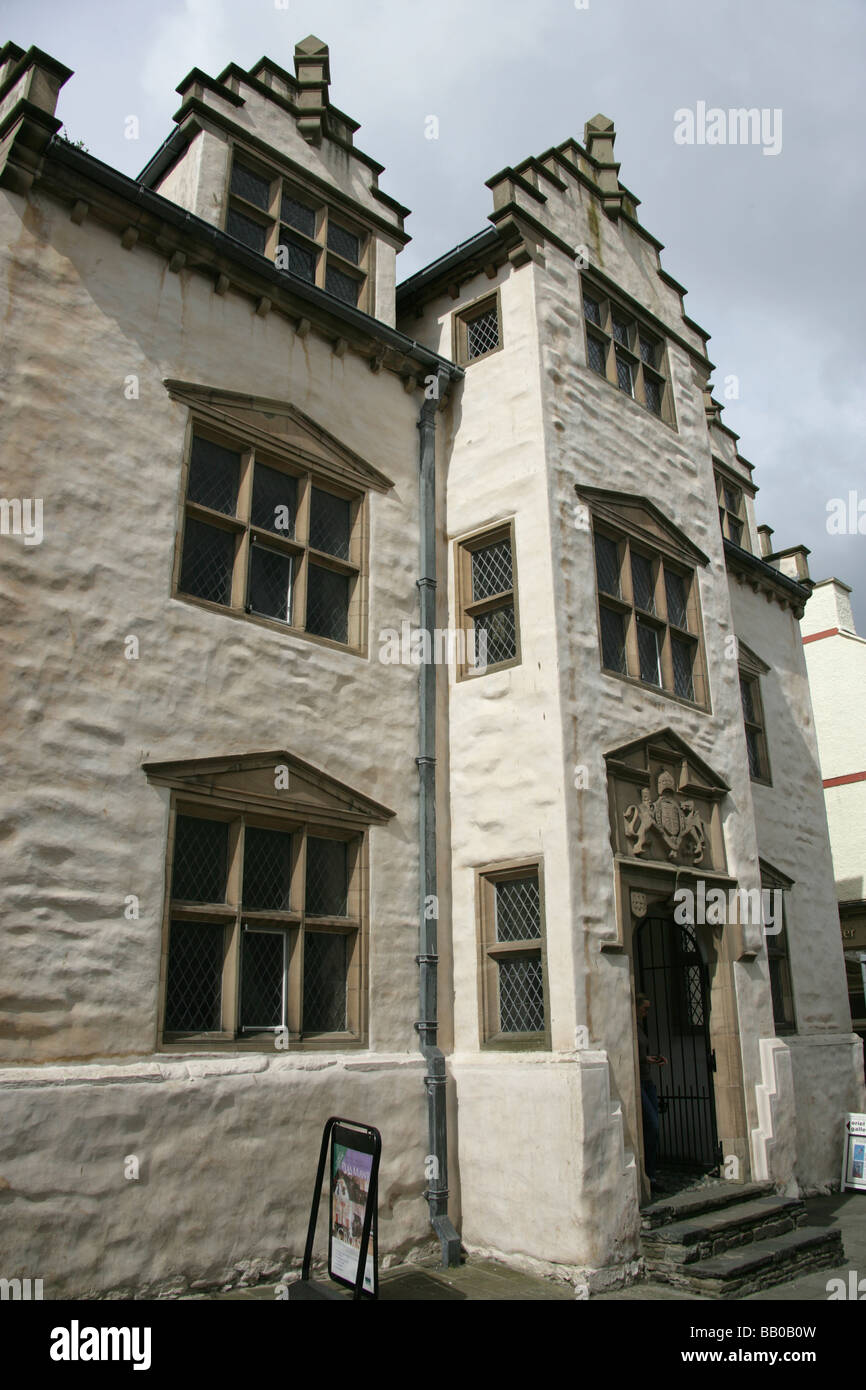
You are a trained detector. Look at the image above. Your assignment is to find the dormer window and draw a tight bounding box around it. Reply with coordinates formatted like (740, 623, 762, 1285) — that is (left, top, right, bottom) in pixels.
(226, 151, 368, 310)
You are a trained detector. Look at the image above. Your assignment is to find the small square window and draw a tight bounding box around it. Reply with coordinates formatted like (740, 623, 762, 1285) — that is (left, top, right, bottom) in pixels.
(325, 265, 360, 306)
(454, 295, 502, 365)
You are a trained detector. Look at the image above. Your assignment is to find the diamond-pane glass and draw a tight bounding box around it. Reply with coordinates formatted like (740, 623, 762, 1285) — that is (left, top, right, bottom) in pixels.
(303, 932, 347, 1031)
(639, 335, 658, 366)
(179, 519, 235, 606)
(187, 436, 240, 516)
(595, 534, 620, 596)
(306, 837, 348, 917)
(587, 333, 607, 375)
(281, 193, 317, 237)
(227, 207, 268, 254)
(672, 638, 694, 700)
(231, 163, 270, 210)
(727, 517, 743, 547)
(600, 605, 626, 673)
(243, 827, 293, 910)
(664, 570, 688, 629)
(325, 265, 360, 306)
(240, 931, 285, 1029)
(310, 488, 351, 560)
(498, 955, 544, 1033)
(615, 349, 634, 395)
(583, 293, 602, 325)
(306, 565, 349, 644)
(467, 307, 499, 359)
(631, 553, 655, 612)
(495, 876, 541, 943)
(612, 316, 630, 345)
(327, 222, 360, 264)
(251, 464, 297, 537)
(745, 727, 762, 779)
(471, 540, 512, 601)
(637, 621, 661, 685)
(249, 545, 292, 623)
(165, 922, 223, 1031)
(644, 375, 662, 415)
(474, 604, 516, 666)
(172, 816, 228, 903)
(740, 676, 756, 723)
(723, 485, 741, 515)
(277, 232, 315, 282)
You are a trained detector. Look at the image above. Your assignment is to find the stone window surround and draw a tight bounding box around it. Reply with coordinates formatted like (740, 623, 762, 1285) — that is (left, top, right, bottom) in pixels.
(172, 416, 367, 655)
(475, 856, 550, 1050)
(737, 643, 772, 787)
(580, 273, 676, 428)
(453, 517, 522, 680)
(759, 859, 797, 1036)
(715, 466, 751, 552)
(223, 145, 372, 312)
(451, 287, 504, 367)
(157, 792, 368, 1051)
(591, 520, 710, 711)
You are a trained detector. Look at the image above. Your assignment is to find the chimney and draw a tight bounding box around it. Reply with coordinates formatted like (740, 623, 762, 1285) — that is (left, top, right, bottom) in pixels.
(584, 114, 624, 219)
(757, 524, 774, 558)
(294, 35, 330, 145)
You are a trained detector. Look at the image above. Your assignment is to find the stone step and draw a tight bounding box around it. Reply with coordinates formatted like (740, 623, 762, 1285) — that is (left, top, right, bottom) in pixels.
(643, 1196, 807, 1266)
(646, 1225, 844, 1299)
(641, 1181, 777, 1231)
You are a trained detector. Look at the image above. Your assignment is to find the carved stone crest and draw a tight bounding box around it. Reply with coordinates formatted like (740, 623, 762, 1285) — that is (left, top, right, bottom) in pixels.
(624, 771, 706, 863)
(630, 891, 648, 919)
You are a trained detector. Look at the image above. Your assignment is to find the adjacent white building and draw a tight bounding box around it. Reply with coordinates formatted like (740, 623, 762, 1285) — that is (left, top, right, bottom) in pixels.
(801, 578, 866, 1054)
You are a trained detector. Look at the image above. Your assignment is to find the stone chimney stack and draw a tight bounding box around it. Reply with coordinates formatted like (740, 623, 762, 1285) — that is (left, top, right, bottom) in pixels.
(294, 35, 330, 145)
(584, 114, 624, 219)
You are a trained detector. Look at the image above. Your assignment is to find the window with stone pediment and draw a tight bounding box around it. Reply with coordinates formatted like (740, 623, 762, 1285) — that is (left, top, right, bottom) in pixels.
(145, 752, 394, 1049)
(583, 489, 710, 709)
(166, 383, 394, 655)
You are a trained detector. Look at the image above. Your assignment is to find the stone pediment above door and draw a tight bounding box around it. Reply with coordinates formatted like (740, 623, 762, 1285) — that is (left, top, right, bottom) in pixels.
(604, 728, 728, 873)
(163, 379, 395, 495)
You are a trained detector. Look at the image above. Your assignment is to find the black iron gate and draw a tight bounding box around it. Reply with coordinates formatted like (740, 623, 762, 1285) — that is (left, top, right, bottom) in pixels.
(636, 915, 720, 1171)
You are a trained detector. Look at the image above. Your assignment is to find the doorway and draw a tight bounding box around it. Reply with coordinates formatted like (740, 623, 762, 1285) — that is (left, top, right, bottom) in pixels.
(636, 914, 720, 1173)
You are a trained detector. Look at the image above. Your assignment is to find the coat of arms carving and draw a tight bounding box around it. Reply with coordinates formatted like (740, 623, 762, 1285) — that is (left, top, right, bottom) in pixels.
(624, 771, 706, 863)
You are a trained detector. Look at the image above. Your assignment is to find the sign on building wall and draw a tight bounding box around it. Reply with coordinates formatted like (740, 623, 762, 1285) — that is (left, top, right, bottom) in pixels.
(841, 1113, 866, 1193)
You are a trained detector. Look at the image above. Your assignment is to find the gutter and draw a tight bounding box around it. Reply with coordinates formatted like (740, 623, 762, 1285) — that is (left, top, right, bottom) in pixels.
(415, 371, 461, 1267)
(42, 138, 459, 382)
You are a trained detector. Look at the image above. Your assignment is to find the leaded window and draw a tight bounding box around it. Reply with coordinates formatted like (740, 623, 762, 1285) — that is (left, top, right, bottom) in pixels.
(162, 808, 361, 1044)
(479, 865, 548, 1045)
(225, 151, 368, 309)
(592, 526, 705, 705)
(176, 429, 362, 649)
(454, 293, 503, 365)
(739, 672, 770, 782)
(761, 864, 796, 1034)
(581, 279, 670, 421)
(457, 522, 520, 675)
(716, 470, 750, 550)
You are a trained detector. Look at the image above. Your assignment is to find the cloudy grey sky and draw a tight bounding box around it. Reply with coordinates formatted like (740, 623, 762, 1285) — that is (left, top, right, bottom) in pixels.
(8, 0, 865, 625)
